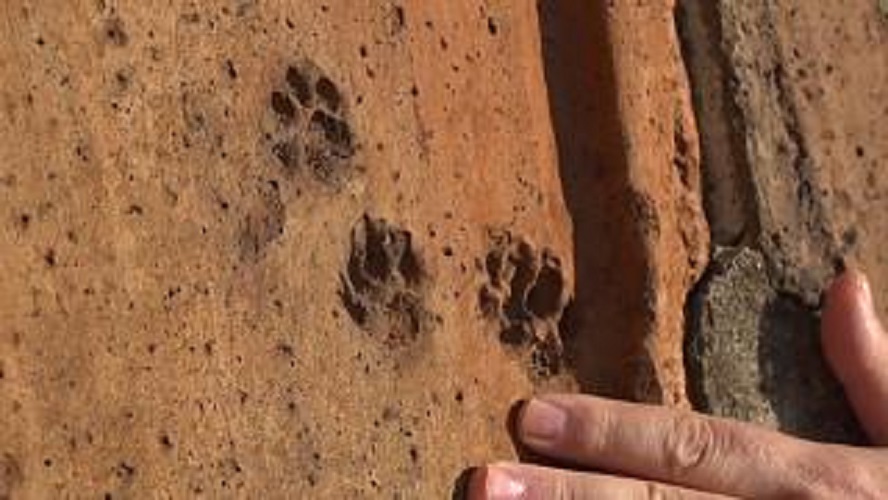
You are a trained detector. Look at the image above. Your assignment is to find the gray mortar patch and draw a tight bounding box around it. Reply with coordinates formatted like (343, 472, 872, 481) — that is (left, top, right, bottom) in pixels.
(685, 247, 864, 444)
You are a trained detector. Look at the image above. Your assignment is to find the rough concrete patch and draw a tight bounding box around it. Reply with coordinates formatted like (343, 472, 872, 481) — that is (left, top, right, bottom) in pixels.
(678, 0, 849, 307)
(686, 247, 864, 444)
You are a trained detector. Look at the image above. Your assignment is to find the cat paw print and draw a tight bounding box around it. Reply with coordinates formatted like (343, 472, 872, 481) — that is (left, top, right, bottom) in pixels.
(479, 230, 571, 379)
(266, 59, 358, 188)
(341, 215, 438, 349)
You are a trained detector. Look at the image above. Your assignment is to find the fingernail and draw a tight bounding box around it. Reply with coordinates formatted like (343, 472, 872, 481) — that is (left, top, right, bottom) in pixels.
(520, 399, 567, 446)
(484, 467, 527, 500)
(853, 271, 873, 305)
(855, 273, 885, 335)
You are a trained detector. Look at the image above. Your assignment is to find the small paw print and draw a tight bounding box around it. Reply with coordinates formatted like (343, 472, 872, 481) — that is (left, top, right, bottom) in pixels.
(266, 59, 358, 188)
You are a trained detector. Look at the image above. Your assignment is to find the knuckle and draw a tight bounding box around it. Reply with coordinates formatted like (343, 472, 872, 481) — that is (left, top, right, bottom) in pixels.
(662, 413, 720, 479)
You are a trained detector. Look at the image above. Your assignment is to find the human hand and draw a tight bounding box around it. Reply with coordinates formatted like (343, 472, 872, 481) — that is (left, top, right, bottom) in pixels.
(469, 270, 888, 498)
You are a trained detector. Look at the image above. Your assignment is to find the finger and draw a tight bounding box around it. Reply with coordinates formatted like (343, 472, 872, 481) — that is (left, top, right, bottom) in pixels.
(468, 462, 732, 500)
(516, 395, 881, 498)
(822, 269, 888, 445)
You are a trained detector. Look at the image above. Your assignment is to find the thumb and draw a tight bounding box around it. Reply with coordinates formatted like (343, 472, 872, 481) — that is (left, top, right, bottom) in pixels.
(822, 269, 888, 445)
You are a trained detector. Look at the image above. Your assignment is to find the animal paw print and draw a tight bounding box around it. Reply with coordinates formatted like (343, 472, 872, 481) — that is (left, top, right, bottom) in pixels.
(479, 230, 570, 378)
(267, 59, 358, 187)
(341, 215, 437, 349)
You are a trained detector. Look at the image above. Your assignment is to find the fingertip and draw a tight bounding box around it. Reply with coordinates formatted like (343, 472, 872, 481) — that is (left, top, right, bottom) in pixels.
(822, 269, 881, 376)
(466, 467, 487, 500)
(467, 464, 526, 500)
(822, 269, 888, 444)
(826, 268, 872, 312)
(518, 398, 569, 448)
